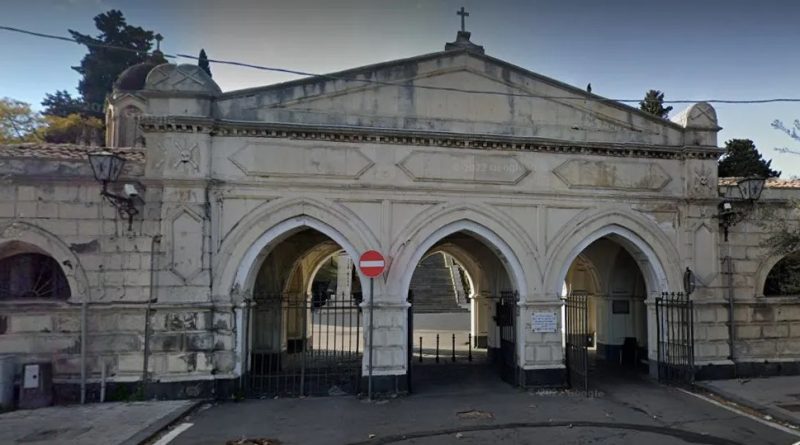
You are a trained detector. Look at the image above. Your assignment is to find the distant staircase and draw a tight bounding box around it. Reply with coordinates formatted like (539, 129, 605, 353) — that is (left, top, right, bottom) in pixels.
(411, 252, 467, 313)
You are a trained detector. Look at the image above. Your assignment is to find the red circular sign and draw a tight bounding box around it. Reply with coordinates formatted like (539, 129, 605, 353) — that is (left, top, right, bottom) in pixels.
(359, 250, 385, 277)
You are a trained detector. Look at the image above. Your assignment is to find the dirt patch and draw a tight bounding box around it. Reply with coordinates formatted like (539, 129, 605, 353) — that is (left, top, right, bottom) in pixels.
(457, 409, 494, 420)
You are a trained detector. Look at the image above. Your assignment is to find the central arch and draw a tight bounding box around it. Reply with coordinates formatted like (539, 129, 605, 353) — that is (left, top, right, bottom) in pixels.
(392, 219, 529, 391)
(395, 220, 528, 300)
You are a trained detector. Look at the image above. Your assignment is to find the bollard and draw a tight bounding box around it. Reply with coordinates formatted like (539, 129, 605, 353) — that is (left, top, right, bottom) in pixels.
(468, 333, 472, 362)
(436, 334, 440, 363)
(419, 336, 423, 363)
(452, 333, 456, 362)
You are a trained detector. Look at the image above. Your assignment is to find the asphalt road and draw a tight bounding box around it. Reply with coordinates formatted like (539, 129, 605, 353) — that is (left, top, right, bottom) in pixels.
(169, 367, 799, 445)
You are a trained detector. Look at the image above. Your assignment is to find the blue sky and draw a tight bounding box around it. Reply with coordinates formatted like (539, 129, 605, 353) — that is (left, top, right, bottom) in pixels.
(1, 0, 798, 174)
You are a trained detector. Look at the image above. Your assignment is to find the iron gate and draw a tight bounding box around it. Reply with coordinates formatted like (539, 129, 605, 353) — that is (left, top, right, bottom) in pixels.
(564, 293, 589, 395)
(495, 292, 517, 384)
(247, 292, 363, 397)
(655, 292, 694, 385)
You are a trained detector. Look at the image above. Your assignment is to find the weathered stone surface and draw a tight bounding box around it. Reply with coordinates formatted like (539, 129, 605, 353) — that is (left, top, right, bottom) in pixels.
(553, 159, 671, 191)
(230, 142, 373, 179)
(169, 208, 204, 282)
(398, 150, 530, 184)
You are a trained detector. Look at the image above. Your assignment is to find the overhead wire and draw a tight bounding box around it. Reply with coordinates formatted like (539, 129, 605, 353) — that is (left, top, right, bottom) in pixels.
(4, 24, 800, 105)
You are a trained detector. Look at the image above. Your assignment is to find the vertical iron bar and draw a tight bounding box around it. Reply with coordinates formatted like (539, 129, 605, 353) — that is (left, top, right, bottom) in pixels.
(656, 295, 661, 382)
(452, 333, 456, 362)
(689, 301, 694, 383)
(468, 333, 472, 362)
(300, 299, 307, 396)
(419, 336, 423, 363)
(436, 334, 440, 363)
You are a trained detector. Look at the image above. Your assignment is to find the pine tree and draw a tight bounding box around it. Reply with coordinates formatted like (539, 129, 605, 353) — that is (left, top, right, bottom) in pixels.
(718, 139, 781, 178)
(198, 49, 212, 78)
(639, 90, 673, 118)
(68, 10, 159, 117)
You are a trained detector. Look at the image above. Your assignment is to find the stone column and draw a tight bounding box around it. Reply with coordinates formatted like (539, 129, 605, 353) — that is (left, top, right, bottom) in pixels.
(518, 297, 566, 387)
(335, 252, 353, 300)
(361, 295, 409, 393)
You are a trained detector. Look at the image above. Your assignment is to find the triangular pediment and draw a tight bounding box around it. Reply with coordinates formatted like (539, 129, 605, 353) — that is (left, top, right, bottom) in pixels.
(216, 50, 692, 147)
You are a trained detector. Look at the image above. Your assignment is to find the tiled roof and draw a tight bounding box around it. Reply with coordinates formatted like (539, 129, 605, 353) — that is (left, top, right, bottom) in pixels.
(0, 143, 145, 163)
(719, 177, 800, 189)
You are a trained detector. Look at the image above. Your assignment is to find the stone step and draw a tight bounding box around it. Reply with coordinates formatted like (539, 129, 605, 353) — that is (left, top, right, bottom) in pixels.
(410, 252, 466, 314)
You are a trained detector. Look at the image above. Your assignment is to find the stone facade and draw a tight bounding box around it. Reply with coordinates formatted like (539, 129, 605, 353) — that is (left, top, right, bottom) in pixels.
(1, 35, 799, 401)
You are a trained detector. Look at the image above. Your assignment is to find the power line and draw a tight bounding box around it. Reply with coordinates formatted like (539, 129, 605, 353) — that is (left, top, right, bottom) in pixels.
(4, 24, 800, 105)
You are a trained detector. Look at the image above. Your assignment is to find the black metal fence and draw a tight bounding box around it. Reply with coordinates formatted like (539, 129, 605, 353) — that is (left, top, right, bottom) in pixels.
(415, 333, 476, 363)
(564, 293, 589, 395)
(247, 293, 363, 397)
(496, 292, 517, 384)
(655, 292, 694, 385)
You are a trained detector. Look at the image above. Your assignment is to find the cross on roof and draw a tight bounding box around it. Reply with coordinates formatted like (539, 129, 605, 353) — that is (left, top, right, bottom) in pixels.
(457, 7, 469, 32)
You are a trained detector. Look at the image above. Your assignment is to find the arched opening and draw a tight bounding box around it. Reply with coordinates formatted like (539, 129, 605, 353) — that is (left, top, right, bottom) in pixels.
(404, 228, 521, 392)
(246, 228, 364, 397)
(0, 241, 70, 300)
(763, 252, 800, 296)
(117, 105, 143, 147)
(562, 237, 650, 381)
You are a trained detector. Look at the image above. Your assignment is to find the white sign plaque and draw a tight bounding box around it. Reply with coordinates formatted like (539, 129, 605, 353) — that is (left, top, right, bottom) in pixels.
(23, 364, 40, 389)
(531, 312, 558, 333)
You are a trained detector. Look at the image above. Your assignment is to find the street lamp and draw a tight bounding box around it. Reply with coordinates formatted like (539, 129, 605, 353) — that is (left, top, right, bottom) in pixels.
(718, 177, 767, 241)
(88, 150, 140, 231)
(737, 177, 766, 201)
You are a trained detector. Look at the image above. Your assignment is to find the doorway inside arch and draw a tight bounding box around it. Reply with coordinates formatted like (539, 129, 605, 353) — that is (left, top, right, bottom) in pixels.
(406, 231, 518, 393)
(562, 236, 650, 391)
(245, 228, 364, 397)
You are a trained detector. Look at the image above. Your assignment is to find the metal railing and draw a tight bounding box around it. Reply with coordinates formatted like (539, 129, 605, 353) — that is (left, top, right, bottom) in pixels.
(247, 293, 363, 397)
(656, 292, 695, 385)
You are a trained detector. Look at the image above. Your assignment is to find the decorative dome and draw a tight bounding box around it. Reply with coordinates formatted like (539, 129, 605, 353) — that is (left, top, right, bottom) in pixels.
(144, 63, 221, 95)
(113, 62, 159, 91)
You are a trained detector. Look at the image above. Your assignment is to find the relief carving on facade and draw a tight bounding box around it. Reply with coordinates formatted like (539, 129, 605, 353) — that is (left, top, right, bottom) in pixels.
(553, 159, 671, 191)
(397, 150, 530, 184)
(691, 164, 718, 199)
(229, 143, 373, 179)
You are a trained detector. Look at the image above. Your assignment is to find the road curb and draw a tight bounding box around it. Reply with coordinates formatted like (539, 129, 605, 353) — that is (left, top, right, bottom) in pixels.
(693, 382, 799, 428)
(121, 400, 205, 445)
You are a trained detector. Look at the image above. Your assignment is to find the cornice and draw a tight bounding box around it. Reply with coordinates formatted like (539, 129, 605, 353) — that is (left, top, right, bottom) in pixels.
(139, 117, 724, 161)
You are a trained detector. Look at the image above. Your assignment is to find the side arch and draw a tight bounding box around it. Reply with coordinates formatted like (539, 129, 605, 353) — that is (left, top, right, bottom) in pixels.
(0, 221, 90, 300)
(545, 209, 681, 300)
(755, 253, 800, 297)
(214, 197, 379, 300)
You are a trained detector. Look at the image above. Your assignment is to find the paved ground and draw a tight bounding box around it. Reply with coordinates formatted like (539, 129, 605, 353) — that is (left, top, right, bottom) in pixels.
(0, 399, 196, 445)
(168, 366, 800, 445)
(698, 376, 800, 427)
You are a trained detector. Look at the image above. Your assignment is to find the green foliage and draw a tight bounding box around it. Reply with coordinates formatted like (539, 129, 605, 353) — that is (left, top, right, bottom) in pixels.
(0, 98, 41, 143)
(37, 113, 104, 144)
(639, 89, 673, 118)
(764, 252, 800, 296)
(199, 49, 212, 78)
(41, 90, 85, 117)
(718, 139, 781, 178)
(68, 10, 158, 116)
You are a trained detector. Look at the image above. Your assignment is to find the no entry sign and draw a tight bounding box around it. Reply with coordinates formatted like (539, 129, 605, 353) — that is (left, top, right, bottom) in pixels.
(359, 250, 385, 277)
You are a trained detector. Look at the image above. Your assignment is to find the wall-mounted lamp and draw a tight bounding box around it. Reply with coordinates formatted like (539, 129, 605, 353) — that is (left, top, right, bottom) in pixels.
(88, 150, 141, 231)
(718, 177, 766, 241)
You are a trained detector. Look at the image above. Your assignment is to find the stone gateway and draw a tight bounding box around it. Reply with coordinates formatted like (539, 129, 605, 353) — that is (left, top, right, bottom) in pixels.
(2, 30, 800, 402)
